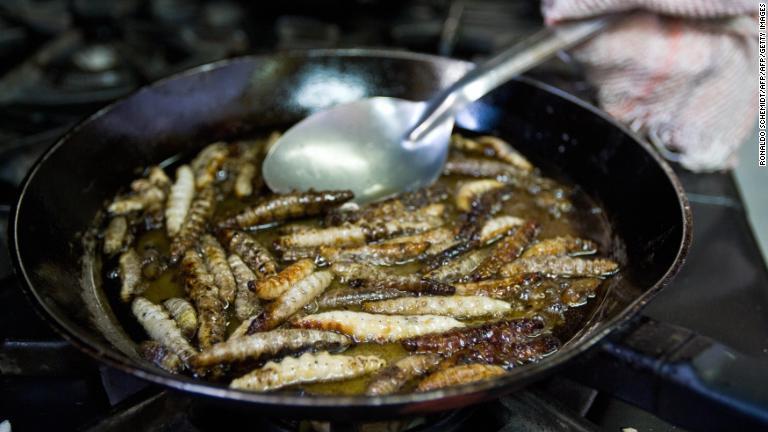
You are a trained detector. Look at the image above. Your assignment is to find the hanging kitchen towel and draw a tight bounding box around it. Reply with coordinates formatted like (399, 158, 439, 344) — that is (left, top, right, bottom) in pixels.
(542, 0, 757, 171)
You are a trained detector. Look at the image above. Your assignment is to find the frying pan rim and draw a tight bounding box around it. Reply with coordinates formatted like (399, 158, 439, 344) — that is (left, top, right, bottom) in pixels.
(9, 48, 692, 411)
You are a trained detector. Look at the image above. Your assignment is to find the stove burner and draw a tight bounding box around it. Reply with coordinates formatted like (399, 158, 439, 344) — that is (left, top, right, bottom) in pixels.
(0, 0, 251, 112)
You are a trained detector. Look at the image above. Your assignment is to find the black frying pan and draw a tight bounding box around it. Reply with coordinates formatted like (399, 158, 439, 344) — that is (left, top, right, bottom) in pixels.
(12, 49, 746, 425)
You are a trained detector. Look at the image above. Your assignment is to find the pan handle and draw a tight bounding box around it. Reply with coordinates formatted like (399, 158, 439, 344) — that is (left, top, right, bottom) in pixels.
(567, 316, 768, 430)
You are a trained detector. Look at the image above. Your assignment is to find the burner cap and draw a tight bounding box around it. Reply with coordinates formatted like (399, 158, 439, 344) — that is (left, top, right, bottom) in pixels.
(72, 44, 118, 72)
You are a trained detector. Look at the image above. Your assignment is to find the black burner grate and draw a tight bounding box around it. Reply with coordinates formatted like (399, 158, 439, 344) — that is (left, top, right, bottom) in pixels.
(76, 376, 599, 432)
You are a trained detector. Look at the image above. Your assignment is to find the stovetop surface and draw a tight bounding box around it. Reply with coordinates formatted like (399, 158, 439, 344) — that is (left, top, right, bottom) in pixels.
(1, 1, 767, 431)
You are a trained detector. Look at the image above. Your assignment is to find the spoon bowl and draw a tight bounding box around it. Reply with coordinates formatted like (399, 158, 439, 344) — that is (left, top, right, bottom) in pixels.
(263, 97, 454, 204)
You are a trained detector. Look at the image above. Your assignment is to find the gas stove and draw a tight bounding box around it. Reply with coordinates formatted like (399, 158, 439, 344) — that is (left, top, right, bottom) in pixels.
(1, 1, 767, 431)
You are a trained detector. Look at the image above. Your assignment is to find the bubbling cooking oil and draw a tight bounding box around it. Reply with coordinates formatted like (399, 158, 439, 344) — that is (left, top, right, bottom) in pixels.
(100, 131, 615, 395)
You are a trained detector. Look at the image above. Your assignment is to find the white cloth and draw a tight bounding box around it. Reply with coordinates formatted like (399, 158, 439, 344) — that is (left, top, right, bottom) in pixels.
(542, 0, 757, 171)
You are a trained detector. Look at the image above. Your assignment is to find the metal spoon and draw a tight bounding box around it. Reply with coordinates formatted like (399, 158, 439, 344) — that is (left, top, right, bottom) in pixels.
(263, 17, 613, 203)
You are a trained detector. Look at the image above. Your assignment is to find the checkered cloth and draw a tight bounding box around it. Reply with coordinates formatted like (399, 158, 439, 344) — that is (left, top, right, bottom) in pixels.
(542, 0, 757, 171)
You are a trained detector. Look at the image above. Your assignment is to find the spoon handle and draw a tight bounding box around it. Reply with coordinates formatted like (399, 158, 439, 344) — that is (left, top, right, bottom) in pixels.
(407, 16, 616, 143)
